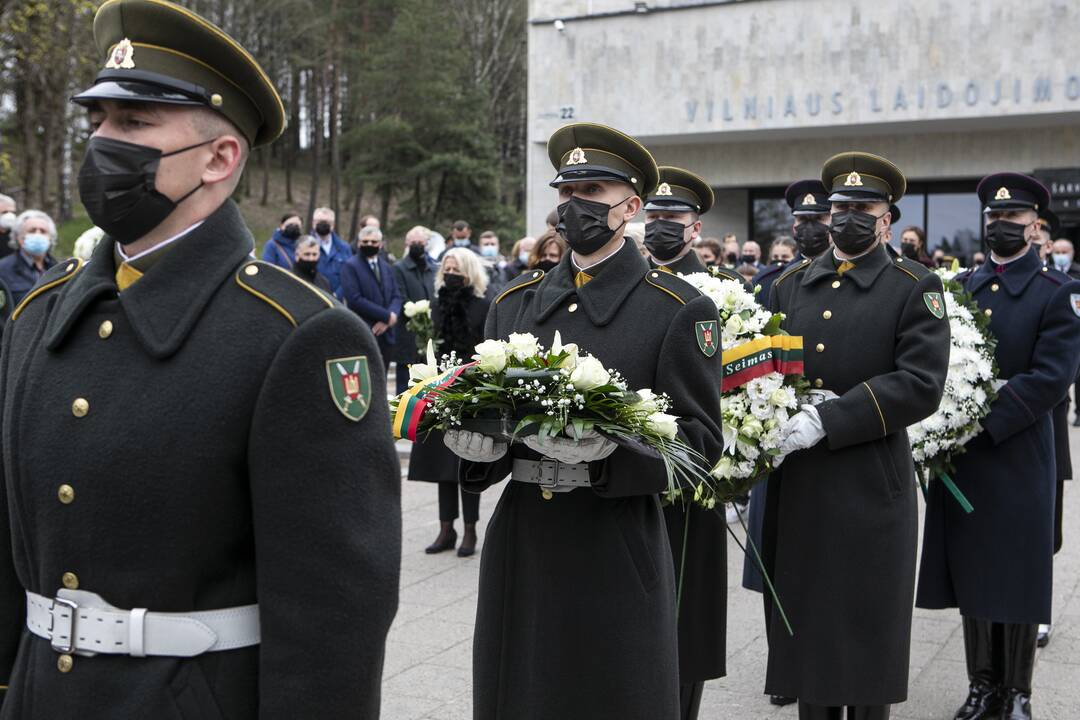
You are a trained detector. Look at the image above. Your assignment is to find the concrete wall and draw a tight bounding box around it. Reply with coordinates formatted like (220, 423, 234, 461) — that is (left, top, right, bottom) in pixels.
(526, 0, 1080, 233)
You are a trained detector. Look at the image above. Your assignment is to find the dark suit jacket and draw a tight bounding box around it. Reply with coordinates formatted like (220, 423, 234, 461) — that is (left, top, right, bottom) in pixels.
(391, 254, 437, 363)
(340, 254, 403, 359)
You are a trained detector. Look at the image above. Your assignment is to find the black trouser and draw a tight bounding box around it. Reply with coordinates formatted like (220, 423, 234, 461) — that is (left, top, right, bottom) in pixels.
(679, 682, 704, 720)
(797, 703, 890, 720)
(438, 482, 479, 523)
(963, 617, 1037, 693)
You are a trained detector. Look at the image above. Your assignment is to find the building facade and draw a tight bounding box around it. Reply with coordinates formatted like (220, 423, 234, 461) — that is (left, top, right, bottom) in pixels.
(527, 0, 1080, 258)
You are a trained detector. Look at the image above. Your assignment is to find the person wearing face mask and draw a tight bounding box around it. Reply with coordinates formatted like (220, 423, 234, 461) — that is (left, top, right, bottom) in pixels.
(407, 248, 491, 558)
(0, 3, 403, 717)
(340, 226, 402, 370)
(442, 123, 723, 720)
(0, 209, 58, 309)
(261, 212, 304, 269)
(392, 225, 439, 394)
(740, 239, 763, 270)
(438, 219, 476, 258)
(761, 152, 950, 720)
(0, 194, 18, 260)
(500, 235, 536, 285)
(290, 235, 333, 293)
(917, 174, 1080, 720)
(527, 227, 566, 274)
(898, 225, 934, 268)
(308, 206, 351, 299)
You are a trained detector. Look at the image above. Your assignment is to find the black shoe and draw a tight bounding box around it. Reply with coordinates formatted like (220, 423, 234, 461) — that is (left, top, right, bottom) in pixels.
(1037, 624, 1051, 648)
(425, 528, 457, 554)
(770, 695, 796, 706)
(457, 524, 478, 557)
(953, 681, 1001, 720)
(998, 689, 1032, 720)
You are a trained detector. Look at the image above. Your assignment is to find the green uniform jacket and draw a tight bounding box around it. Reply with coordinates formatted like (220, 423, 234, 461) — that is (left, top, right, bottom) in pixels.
(0, 201, 401, 720)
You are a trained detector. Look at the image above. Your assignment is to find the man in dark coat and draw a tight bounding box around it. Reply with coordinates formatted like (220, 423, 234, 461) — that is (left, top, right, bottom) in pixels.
(392, 225, 438, 394)
(762, 152, 950, 719)
(341, 225, 403, 370)
(640, 164, 728, 719)
(443, 123, 724, 720)
(917, 173, 1080, 720)
(0, 3, 402, 718)
(0, 210, 59, 308)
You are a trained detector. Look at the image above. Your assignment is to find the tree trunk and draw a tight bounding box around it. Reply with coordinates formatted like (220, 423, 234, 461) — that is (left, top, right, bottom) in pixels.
(306, 67, 324, 225)
(379, 185, 391, 229)
(260, 144, 270, 206)
(348, 185, 364, 243)
(328, 0, 341, 219)
(285, 64, 301, 204)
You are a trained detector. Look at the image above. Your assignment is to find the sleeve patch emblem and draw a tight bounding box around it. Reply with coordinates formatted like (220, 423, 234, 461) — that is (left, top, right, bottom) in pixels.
(924, 292, 946, 319)
(326, 356, 371, 421)
(695, 320, 719, 357)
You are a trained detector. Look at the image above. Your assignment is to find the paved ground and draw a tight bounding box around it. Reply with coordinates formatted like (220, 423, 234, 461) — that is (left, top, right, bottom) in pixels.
(381, 405, 1080, 719)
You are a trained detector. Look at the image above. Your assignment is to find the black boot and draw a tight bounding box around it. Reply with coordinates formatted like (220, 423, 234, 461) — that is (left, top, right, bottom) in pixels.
(798, 701, 842, 720)
(425, 521, 457, 554)
(998, 623, 1037, 720)
(770, 695, 797, 706)
(847, 706, 890, 720)
(955, 617, 1002, 720)
(457, 522, 478, 557)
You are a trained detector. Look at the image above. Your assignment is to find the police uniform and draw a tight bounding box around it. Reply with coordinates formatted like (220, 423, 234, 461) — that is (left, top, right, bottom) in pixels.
(762, 153, 950, 715)
(917, 174, 1080, 720)
(459, 124, 724, 720)
(0, 2, 401, 718)
(642, 166, 728, 719)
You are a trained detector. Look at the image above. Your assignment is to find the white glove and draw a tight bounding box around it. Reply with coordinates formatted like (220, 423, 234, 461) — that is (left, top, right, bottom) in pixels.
(523, 429, 618, 465)
(805, 389, 840, 406)
(777, 405, 827, 456)
(444, 430, 508, 463)
(991, 378, 1007, 392)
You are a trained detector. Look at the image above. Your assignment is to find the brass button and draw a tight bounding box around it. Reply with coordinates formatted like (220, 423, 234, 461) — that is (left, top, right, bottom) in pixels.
(533, 271, 541, 278)
(71, 398, 89, 418)
(541, 489, 554, 501)
(568, 303, 578, 313)
(58, 484, 74, 504)
(98, 320, 114, 339)
(984, 308, 992, 317)
(1042, 266, 1048, 272)
(244, 265, 259, 276)
(57, 654, 74, 673)
(991, 283, 999, 292)
(62, 572, 79, 590)
(210, 93, 223, 107)
(816, 343, 825, 353)
(831, 280, 841, 289)
(814, 378, 824, 388)
(822, 310, 832, 320)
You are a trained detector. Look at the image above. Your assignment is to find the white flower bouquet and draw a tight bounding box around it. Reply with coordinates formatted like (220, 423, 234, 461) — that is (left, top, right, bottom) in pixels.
(679, 273, 810, 508)
(907, 267, 999, 512)
(402, 299, 435, 353)
(390, 333, 714, 494)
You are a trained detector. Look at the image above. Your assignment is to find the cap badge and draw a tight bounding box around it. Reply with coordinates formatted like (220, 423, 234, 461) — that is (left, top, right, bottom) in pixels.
(803, 193, 816, 206)
(657, 183, 673, 196)
(844, 171, 863, 187)
(994, 187, 1012, 201)
(105, 38, 136, 70)
(567, 147, 588, 166)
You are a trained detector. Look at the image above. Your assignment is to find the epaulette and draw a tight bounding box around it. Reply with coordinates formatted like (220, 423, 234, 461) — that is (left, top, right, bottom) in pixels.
(645, 269, 701, 305)
(495, 269, 544, 304)
(773, 257, 812, 288)
(10, 258, 84, 322)
(1037, 265, 1066, 286)
(235, 260, 335, 327)
(891, 256, 930, 282)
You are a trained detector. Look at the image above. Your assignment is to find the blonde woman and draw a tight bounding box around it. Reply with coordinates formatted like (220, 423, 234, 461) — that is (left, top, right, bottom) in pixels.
(407, 247, 491, 556)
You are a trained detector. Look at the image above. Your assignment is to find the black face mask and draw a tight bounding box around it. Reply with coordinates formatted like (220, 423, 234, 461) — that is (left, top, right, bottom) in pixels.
(408, 243, 427, 261)
(724, 252, 738, 266)
(985, 220, 1029, 258)
(315, 221, 332, 237)
(443, 273, 466, 289)
(740, 254, 756, 265)
(295, 259, 319, 278)
(900, 242, 920, 260)
(282, 224, 302, 241)
(793, 221, 831, 257)
(644, 219, 691, 261)
(359, 244, 380, 258)
(536, 259, 559, 273)
(830, 210, 882, 256)
(556, 195, 631, 255)
(77, 136, 212, 246)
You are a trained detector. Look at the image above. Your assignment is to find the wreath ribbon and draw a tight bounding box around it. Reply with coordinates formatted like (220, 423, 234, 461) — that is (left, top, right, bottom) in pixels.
(721, 335, 804, 391)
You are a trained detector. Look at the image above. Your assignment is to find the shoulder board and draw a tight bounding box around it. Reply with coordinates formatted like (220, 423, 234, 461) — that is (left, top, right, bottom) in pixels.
(774, 257, 812, 288)
(890, 257, 929, 282)
(645, 269, 701, 305)
(1038, 266, 1066, 286)
(495, 269, 544, 304)
(235, 260, 335, 327)
(709, 266, 743, 283)
(10, 258, 84, 322)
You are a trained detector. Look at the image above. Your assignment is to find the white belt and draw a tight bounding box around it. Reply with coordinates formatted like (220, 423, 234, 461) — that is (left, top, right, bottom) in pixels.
(512, 458, 591, 493)
(26, 589, 260, 658)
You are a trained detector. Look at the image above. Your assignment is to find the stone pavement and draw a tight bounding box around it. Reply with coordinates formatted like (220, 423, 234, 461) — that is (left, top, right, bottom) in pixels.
(381, 421, 1080, 719)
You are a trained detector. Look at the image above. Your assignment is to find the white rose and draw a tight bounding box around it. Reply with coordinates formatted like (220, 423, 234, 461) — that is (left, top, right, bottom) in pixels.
(403, 299, 430, 318)
(712, 456, 735, 480)
(506, 332, 540, 361)
(634, 388, 662, 414)
(407, 339, 440, 385)
(569, 356, 611, 391)
(473, 339, 509, 373)
(647, 412, 679, 440)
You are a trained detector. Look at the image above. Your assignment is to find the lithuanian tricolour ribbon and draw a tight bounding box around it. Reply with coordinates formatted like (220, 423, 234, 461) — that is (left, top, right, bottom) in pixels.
(392, 363, 475, 441)
(721, 335, 804, 391)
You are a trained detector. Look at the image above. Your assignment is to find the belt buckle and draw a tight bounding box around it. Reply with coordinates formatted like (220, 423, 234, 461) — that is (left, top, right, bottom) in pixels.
(49, 596, 78, 654)
(534, 459, 561, 490)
